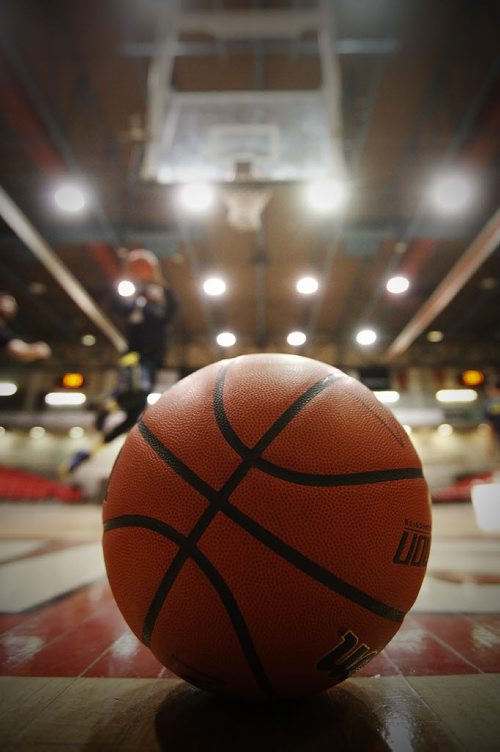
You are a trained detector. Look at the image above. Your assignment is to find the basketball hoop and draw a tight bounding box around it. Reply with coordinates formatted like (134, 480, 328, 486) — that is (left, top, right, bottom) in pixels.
(222, 187, 272, 232)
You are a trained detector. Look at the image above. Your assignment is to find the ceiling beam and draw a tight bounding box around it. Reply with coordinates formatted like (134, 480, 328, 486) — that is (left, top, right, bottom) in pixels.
(122, 39, 400, 58)
(0, 186, 126, 352)
(0, 26, 122, 248)
(385, 207, 500, 360)
(0, 220, 479, 248)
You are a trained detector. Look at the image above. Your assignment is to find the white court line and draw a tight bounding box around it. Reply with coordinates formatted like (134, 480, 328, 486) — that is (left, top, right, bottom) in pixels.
(0, 540, 47, 564)
(0, 542, 106, 613)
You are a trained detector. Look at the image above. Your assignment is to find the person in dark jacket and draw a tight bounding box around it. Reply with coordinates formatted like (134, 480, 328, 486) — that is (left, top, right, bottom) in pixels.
(63, 250, 179, 475)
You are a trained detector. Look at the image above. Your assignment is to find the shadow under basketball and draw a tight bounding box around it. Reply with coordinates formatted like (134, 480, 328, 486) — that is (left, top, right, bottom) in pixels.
(154, 681, 389, 752)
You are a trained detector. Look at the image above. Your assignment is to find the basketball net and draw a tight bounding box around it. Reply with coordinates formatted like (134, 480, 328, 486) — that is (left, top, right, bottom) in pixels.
(222, 187, 272, 233)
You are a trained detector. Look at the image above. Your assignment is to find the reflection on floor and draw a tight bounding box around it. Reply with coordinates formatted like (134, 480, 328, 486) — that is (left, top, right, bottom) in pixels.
(0, 502, 499, 750)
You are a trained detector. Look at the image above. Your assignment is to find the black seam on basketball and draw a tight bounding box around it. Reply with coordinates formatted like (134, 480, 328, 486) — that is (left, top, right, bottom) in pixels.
(244, 461, 424, 486)
(103, 515, 277, 699)
(219, 503, 404, 623)
(350, 391, 406, 447)
(139, 421, 217, 502)
(214, 363, 344, 458)
(137, 418, 407, 624)
(213, 364, 422, 485)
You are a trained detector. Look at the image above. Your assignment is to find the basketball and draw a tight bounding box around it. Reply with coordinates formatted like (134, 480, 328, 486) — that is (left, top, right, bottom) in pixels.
(103, 353, 431, 700)
(123, 248, 158, 281)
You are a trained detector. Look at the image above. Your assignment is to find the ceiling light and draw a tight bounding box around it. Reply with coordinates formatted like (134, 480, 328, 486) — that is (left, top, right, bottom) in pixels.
(178, 182, 215, 213)
(216, 332, 236, 347)
(117, 280, 136, 297)
(296, 276, 319, 295)
(437, 423, 453, 437)
(54, 184, 86, 212)
(386, 276, 410, 294)
(203, 277, 226, 296)
(479, 277, 498, 291)
(356, 329, 377, 346)
(45, 392, 87, 406)
(427, 330, 443, 343)
(374, 390, 400, 404)
(429, 173, 474, 214)
(68, 426, 85, 439)
(0, 382, 17, 397)
(28, 282, 47, 295)
(287, 331, 307, 346)
(29, 426, 46, 439)
(305, 179, 348, 213)
(147, 392, 161, 405)
(81, 334, 96, 346)
(435, 389, 477, 403)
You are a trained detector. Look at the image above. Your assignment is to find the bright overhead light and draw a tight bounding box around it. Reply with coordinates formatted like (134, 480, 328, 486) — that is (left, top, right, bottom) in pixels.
(386, 276, 410, 294)
(374, 390, 400, 404)
(216, 331, 236, 347)
(203, 277, 226, 296)
(287, 331, 307, 346)
(178, 182, 215, 213)
(429, 173, 474, 214)
(29, 426, 46, 439)
(68, 426, 85, 439)
(437, 423, 453, 437)
(435, 389, 477, 403)
(427, 330, 444, 343)
(296, 276, 319, 295)
(356, 329, 377, 346)
(147, 392, 161, 405)
(305, 179, 348, 213)
(117, 280, 136, 297)
(54, 184, 86, 212)
(0, 382, 17, 397)
(45, 392, 87, 406)
(81, 334, 96, 346)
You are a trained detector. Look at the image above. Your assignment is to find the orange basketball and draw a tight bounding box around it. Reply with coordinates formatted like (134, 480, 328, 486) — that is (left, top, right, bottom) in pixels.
(103, 354, 431, 700)
(123, 249, 158, 282)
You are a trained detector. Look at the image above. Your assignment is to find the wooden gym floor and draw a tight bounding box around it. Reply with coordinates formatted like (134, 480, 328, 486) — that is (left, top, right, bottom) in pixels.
(0, 501, 499, 751)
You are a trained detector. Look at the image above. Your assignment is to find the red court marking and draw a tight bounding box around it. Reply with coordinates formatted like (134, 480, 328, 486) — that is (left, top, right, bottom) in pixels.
(9, 603, 127, 676)
(429, 570, 500, 585)
(355, 647, 401, 678)
(382, 616, 481, 676)
(1, 579, 500, 679)
(413, 614, 500, 674)
(83, 633, 174, 679)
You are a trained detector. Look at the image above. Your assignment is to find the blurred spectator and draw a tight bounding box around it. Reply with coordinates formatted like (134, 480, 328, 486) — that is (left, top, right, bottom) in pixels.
(0, 292, 51, 362)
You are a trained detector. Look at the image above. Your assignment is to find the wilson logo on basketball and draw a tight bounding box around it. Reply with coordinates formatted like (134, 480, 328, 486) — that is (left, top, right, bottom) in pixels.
(317, 630, 377, 682)
(393, 523, 431, 567)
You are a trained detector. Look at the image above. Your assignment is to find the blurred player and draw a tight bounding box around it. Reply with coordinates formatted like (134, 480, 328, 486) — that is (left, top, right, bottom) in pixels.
(63, 250, 179, 475)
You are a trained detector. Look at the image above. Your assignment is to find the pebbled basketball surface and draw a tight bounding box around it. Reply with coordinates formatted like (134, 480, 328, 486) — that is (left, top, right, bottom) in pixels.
(103, 354, 431, 699)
